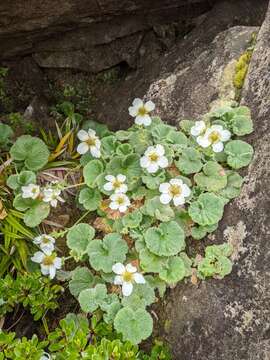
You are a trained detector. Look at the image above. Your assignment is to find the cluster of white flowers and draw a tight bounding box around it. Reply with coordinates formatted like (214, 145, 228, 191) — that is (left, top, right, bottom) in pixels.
(140, 144, 168, 173)
(159, 178, 191, 206)
(22, 181, 64, 208)
(31, 234, 61, 279)
(112, 262, 145, 297)
(103, 174, 131, 213)
(76, 129, 101, 157)
(191, 121, 231, 153)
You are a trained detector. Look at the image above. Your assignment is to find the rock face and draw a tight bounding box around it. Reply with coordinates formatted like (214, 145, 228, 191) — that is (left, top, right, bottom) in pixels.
(154, 4, 270, 360)
(0, 0, 215, 70)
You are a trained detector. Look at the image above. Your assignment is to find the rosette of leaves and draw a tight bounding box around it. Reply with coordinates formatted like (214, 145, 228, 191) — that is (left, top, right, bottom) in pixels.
(87, 233, 128, 273)
(67, 223, 95, 260)
(114, 307, 153, 344)
(197, 243, 233, 279)
(10, 135, 49, 171)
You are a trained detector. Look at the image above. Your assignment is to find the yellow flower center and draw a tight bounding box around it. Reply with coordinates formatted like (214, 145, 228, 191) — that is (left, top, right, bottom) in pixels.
(86, 137, 96, 146)
(31, 188, 38, 194)
(42, 254, 55, 266)
(113, 180, 122, 189)
(149, 152, 159, 162)
(122, 271, 133, 282)
(42, 237, 51, 244)
(116, 196, 125, 205)
(138, 106, 147, 116)
(169, 184, 182, 197)
(208, 131, 220, 143)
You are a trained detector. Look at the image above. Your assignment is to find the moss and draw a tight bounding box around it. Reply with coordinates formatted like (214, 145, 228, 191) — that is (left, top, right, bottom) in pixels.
(233, 51, 252, 89)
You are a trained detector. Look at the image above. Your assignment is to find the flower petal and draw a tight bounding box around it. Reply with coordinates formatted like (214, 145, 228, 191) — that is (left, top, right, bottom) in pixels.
(159, 182, 170, 193)
(49, 266, 56, 279)
(155, 144, 165, 156)
(197, 135, 211, 148)
(126, 263, 137, 273)
(133, 273, 146, 284)
(119, 205, 128, 213)
(112, 263, 125, 275)
(147, 163, 159, 173)
(212, 141, 224, 153)
(104, 182, 113, 191)
(132, 98, 144, 108)
(77, 142, 89, 154)
(77, 130, 89, 141)
(128, 106, 138, 117)
(173, 195, 185, 206)
(117, 174, 126, 182)
(109, 201, 119, 210)
(105, 175, 115, 182)
(114, 275, 123, 285)
(54, 257, 62, 269)
(182, 184, 191, 197)
(142, 114, 152, 126)
(160, 193, 172, 204)
(140, 156, 150, 168)
(122, 282, 133, 297)
(31, 251, 44, 263)
(90, 147, 101, 158)
(144, 100, 155, 112)
(170, 178, 182, 186)
(117, 184, 128, 194)
(220, 129, 231, 142)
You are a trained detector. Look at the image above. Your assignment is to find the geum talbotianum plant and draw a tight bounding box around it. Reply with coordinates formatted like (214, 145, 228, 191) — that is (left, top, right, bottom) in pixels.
(6, 97, 254, 345)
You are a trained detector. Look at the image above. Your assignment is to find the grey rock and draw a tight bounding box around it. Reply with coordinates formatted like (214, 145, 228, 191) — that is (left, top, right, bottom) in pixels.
(154, 4, 270, 360)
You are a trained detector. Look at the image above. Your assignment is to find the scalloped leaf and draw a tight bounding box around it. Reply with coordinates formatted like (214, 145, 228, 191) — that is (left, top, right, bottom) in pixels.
(87, 233, 128, 273)
(67, 223, 95, 259)
(225, 140, 254, 169)
(144, 221, 185, 256)
(188, 193, 225, 226)
(10, 135, 49, 170)
(142, 196, 175, 222)
(159, 256, 186, 284)
(78, 188, 102, 211)
(122, 210, 142, 229)
(69, 267, 96, 297)
(122, 283, 156, 309)
(0, 123, 13, 146)
(83, 160, 104, 188)
(23, 202, 50, 227)
(78, 284, 107, 313)
(218, 171, 243, 199)
(142, 171, 166, 190)
(128, 129, 152, 154)
(175, 147, 203, 175)
(114, 307, 153, 344)
(194, 161, 227, 192)
(139, 248, 168, 273)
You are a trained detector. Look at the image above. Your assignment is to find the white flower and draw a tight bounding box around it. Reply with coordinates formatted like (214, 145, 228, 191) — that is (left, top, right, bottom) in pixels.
(21, 184, 40, 200)
(109, 193, 130, 213)
(128, 98, 155, 126)
(112, 262, 145, 296)
(159, 178, 191, 206)
(43, 188, 65, 208)
(140, 144, 168, 173)
(104, 174, 128, 194)
(77, 129, 101, 157)
(31, 251, 62, 279)
(190, 120, 206, 136)
(40, 353, 51, 360)
(33, 234, 55, 255)
(197, 125, 231, 153)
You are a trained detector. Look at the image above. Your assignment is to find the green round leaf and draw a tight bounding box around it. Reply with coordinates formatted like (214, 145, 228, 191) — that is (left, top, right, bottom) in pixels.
(10, 135, 49, 170)
(144, 221, 185, 256)
(87, 233, 128, 273)
(159, 257, 186, 284)
(78, 188, 102, 211)
(122, 210, 142, 229)
(188, 193, 225, 226)
(142, 196, 175, 222)
(7, 171, 36, 191)
(78, 284, 107, 313)
(194, 161, 227, 192)
(139, 248, 168, 273)
(219, 171, 243, 199)
(122, 283, 156, 309)
(83, 160, 104, 188)
(69, 267, 96, 297)
(67, 223, 95, 259)
(175, 148, 203, 175)
(114, 307, 153, 344)
(225, 140, 254, 169)
(142, 171, 166, 190)
(23, 202, 50, 227)
(0, 123, 13, 146)
(129, 129, 152, 154)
